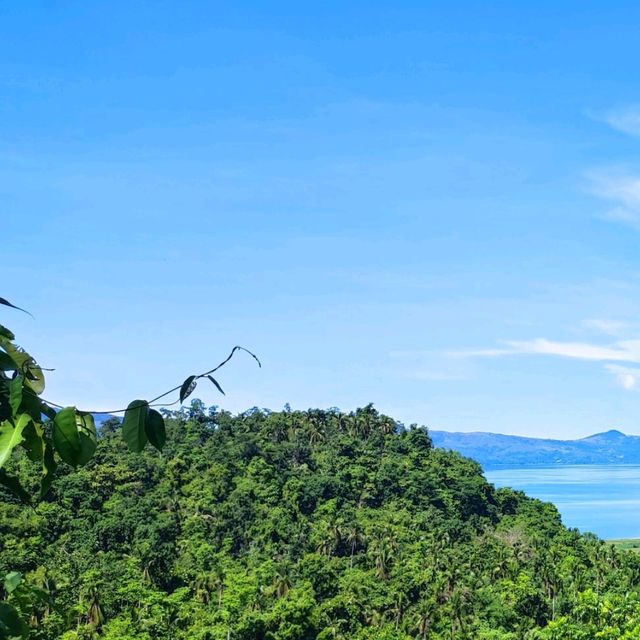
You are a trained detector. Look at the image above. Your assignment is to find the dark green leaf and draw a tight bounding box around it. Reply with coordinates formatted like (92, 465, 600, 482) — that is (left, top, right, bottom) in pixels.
(207, 375, 225, 396)
(53, 407, 81, 466)
(0, 297, 32, 317)
(40, 441, 57, 498)
(122, 400, 148, 452)
(20, 391, 49, 423)
(0, 469, 31, 504)
(0, 338, 44, 395)
(40, 403, 56, 420)
(145, 409, 166, 451)
(0, 602, 28, 639)
(4, 572, 21, 594)
(179, 375, 197, 403)
(8, 375, 22, 416)
(0, 351, 15, 371)
(0, 324, 15, 340)
(20, 420, 43, 462)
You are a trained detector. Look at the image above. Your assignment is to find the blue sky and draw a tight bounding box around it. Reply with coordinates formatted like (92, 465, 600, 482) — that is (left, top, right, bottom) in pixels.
(4, 2, 640, 438)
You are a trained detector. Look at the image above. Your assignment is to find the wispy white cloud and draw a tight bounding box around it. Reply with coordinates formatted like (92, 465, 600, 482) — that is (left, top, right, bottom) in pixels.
(583, 318, 633, 336)
(604, 106, 640, 138)
(605, 364, 640, 391)
(451, 338, 640, 362)
(587, 106, 640, 228)
(588, 169, 640, 229)
(450, 336, 640, 392)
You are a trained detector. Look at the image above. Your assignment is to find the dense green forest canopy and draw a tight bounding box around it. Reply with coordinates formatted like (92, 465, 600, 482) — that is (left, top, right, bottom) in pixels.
(3, 403, 640, 639)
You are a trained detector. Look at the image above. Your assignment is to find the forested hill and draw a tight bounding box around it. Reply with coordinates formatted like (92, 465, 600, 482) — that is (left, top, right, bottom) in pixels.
(430, 428, 640, 467)
(3, 405, 640, 639)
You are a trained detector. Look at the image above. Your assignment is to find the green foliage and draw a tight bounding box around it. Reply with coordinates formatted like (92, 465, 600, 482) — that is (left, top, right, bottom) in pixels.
(0, 305, 256, 637)
(3, 404, 640, 639)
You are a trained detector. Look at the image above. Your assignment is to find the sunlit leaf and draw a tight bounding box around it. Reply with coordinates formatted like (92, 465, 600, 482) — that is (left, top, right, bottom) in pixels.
(145, 409, 166, 451)
(0, 415, 30, 469)
(122, 400, 148, 452)
(53, 407, 82, 466)
(4, 571, 22, 594)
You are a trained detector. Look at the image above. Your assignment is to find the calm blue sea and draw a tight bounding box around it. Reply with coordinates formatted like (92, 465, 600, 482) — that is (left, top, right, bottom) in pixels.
(484, 465, 640, 540)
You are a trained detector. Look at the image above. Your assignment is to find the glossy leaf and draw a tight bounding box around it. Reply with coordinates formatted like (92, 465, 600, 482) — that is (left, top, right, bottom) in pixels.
(0, 415, 30, 469)
(145, 408, 166, 451)
(53, 407, 82, 466)
(122, 400, 148, 452)
(179, 375, 197, 403)
(75, 413, 97, 466)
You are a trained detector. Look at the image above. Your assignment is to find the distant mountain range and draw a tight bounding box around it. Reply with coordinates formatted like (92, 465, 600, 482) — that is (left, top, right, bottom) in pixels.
(429, 428, 640, 467)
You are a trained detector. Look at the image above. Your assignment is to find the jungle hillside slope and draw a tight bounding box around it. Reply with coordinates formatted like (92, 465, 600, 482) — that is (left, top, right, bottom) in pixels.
(2, 403, 640, 639)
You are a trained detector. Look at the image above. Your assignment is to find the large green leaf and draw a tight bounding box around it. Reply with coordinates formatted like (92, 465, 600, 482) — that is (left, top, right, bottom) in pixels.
(145, 409, 166, 451)
(0, 338, 44, 395)
(122, 400, 148, 452)
(0, 602, 28, 639)
(0, 469, 31, 504)
(53, 407, 81, 466)
(75, 413, 97, 466)
(20, 420, 43, 462)
(19, 391, 50, 423)
(0, 415, 30, 469)
(8, 376, 22, 417)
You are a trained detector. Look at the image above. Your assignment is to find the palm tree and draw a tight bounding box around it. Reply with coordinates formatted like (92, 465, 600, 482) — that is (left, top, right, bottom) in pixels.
(86, 587, 104, 629)
(272, 565, 291, 599)
(413, 599, 436, 639)
(345, 525, 364, 567)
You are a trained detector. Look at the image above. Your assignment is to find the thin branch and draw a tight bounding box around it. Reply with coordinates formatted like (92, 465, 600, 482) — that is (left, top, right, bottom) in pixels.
(35, 345, 260, 415)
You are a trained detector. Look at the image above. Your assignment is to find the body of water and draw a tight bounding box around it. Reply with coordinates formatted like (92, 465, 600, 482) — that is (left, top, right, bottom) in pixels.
(484, 464, 640, 540)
